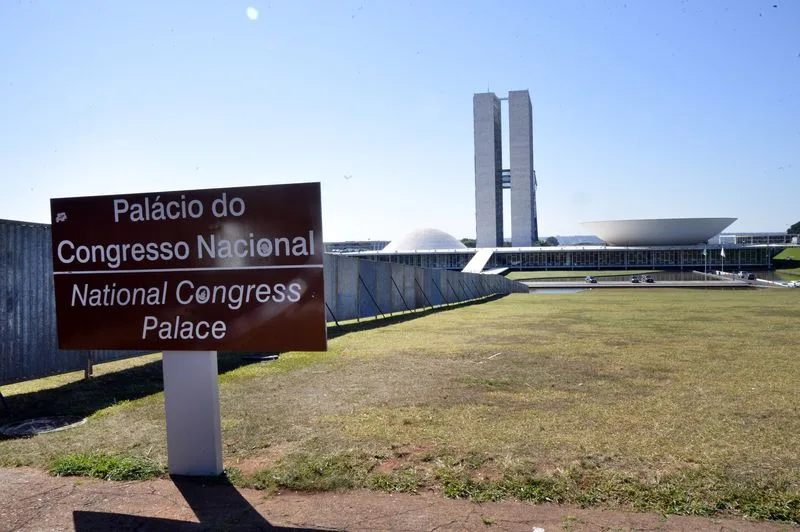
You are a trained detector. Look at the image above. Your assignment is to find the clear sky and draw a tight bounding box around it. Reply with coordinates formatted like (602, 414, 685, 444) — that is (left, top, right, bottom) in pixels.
(1, 1, 798, 242)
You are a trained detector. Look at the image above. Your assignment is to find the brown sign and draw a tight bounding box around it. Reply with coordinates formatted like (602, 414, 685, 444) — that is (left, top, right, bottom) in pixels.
(50, 183, 326, 351)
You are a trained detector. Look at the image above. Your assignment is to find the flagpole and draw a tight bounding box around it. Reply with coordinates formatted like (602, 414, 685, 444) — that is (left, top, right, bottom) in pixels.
(703, 247, 707, 280)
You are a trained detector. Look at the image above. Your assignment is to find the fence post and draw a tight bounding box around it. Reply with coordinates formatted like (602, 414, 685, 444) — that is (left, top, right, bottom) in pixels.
(84, 351, 94, 380)
(414, 276, 434, 309)
(0, 391, 9, 413)
(459, 279, 475, 300)
(325, 302, 340, 328)
(472, 278, 484, 298)
(391, 276, 413, 313)
(446, 278, 464, 302)
(431, 278, 449, 305)
(358, 275, 386, 319)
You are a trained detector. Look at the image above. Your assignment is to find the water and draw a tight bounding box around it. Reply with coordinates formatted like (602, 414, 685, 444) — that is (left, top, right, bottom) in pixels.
(529, 288, 586, 294)
(678, 270, 792, 282)
(532, 270, 790, 282)
(749, 270, 797, 282)
(534, 271, 705, 282)
(600, 271, 706, 282)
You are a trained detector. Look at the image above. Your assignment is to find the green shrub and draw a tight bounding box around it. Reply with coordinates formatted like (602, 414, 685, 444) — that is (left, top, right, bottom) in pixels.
(368, 469, 419, 493)
(251, 451, 375, 491)
(49, 452, 164, 481)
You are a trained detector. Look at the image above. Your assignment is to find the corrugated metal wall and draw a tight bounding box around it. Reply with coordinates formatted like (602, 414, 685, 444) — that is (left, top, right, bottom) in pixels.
(1, 219, 526, 386)
(323, 254, 527, 323)
(1, 219, 149, 386)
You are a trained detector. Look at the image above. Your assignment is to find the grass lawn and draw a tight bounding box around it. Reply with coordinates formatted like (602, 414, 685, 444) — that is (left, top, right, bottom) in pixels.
(774, 247, 800, 261)
(1, 290, 799, 522)
(506, 269, 659, 280)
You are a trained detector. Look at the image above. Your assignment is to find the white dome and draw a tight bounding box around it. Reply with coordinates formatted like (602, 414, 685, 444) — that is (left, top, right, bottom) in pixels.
(382, 228, 467, 252)
(581, 217, 736, 246)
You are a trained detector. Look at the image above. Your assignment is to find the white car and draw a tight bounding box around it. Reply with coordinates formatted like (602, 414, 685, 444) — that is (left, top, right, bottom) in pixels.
(788, 280, 800, 288)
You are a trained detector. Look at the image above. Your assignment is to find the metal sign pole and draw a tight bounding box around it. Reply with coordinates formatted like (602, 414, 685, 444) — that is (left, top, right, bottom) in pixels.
(162, 351, 223, 476)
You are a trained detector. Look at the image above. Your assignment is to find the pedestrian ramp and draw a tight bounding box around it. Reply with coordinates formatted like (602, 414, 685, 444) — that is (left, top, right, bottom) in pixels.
(461, 248, 495, 273)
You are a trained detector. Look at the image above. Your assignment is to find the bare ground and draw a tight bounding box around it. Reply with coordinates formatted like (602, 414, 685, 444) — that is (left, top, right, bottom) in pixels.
(0, 468, 796, 532)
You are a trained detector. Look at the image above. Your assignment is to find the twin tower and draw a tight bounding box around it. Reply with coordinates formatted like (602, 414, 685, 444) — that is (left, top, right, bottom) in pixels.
(473, 90, 538, 248)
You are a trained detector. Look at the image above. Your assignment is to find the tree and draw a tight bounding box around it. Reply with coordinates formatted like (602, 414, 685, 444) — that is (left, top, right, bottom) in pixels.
(788, 221, 800, 234)
(460, 238, 476, 248)
(532, 236, 559, 246)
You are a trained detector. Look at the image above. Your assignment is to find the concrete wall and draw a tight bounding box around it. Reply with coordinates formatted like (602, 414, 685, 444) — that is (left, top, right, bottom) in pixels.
(509, 90, 538, 247)
(473, 92, 504, 248)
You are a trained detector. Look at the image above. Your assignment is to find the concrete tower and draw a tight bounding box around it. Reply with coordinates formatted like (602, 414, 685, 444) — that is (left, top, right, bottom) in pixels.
(509, 90, 538, 246)
(473, 93, 503, 248)
(473, 90, 538, 248)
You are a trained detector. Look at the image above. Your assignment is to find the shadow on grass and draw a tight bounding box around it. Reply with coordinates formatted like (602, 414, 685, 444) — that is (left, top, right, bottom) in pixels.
(327, 294, 504, 340)
(0, 353, 264, 428)
(73, 473, 329, 531)
(1, 295, 504, 428)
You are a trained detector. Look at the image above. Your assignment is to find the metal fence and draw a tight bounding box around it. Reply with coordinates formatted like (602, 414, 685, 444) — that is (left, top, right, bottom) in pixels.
(1, 219, 149, 386)
(1, 219, 527, 387)
(323, 254, 527, 323)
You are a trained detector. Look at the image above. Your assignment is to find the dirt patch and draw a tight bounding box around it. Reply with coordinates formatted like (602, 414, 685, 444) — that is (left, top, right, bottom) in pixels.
(373, 456, 401, 475)
(374, 444, 437, 474)
(0, 467, 794, 531)
(232, 442, 296, 475)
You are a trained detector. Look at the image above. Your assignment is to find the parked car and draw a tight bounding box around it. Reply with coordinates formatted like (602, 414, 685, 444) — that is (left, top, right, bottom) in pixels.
(631, 275, 641, 283)
(585, 276, 597, 283)
(643, 275, 655, 283)
(788, 280, 800, 288)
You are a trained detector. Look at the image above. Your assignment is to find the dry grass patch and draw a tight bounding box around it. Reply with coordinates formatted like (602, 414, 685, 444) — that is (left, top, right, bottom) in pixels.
(1, 289, 798, 522)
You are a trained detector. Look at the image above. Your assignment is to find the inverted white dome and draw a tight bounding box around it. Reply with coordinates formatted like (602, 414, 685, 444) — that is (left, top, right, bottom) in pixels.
(382, 228, 467, 252)
(581, 218, 737, 246)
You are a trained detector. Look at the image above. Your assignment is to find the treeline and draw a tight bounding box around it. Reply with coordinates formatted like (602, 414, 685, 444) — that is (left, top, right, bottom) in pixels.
(459, 236, 560, 248)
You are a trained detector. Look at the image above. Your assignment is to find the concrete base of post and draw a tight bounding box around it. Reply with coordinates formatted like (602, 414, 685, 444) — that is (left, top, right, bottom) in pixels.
(162, 351, 223, 476)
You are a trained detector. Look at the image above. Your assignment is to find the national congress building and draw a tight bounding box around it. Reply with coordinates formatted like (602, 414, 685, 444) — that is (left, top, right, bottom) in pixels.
(331, 90, 798, 272)
(474, 90, 538, 248)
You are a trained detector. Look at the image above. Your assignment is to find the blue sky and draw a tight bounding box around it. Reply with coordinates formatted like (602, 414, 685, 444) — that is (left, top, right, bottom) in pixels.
(1, 1, 797, 241)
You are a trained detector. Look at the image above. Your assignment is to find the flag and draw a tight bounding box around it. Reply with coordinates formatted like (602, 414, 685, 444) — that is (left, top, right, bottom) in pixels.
(720, 247, 726, 258)
(702, 247, 707, 257)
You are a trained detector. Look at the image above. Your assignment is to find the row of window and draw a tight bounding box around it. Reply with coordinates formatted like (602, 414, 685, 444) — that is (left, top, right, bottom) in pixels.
(365, 248, 774, 270)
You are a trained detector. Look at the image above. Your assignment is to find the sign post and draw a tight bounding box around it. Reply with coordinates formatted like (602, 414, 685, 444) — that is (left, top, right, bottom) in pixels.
(50, 183, 326, 476)
(162, 350, 223, 475)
